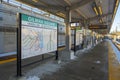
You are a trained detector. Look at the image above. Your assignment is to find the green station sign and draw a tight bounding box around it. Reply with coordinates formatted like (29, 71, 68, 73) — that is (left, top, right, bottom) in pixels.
(21, 14, 57, 27)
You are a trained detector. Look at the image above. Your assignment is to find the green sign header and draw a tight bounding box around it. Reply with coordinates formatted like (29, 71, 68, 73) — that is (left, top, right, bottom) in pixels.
(21, 14, 57, 27)
(76, 26, 81, 30)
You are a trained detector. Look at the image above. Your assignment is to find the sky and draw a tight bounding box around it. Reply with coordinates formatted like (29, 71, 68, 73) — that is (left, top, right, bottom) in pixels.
(110, 3, 120, 33)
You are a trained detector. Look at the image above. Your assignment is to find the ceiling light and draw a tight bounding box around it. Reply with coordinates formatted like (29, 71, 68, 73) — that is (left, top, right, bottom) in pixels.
(98, 6, 102, 15)
(56, 12, 65, 18)
(43, 13, 50, 17)
(32, 0, 38, 3)
(93, 7, 99, 15)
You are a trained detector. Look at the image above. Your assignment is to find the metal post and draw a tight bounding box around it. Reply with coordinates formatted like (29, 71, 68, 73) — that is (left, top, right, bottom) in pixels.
(17, 13, 22, 77)
(55, 24, 59, 60)
(55, 50, 58, 60)
(0, 0, 3, 3)
(74, 28, 76, 52)
(42, 54, 44, 60)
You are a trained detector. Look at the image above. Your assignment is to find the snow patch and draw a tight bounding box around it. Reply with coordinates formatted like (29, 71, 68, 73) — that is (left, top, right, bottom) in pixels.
(109, 40, 120, 63)
(26, 76, 40, 80)
(94, 60, 101, 64)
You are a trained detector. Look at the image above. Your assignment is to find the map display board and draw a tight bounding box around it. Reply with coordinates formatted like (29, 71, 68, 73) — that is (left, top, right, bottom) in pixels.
(21, 14, 57, 59)
(76, 30, 83, 46)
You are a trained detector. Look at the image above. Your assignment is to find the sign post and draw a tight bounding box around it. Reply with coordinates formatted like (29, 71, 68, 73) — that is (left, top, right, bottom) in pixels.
(55, 24, 58, 60)
(17, 13, 22, 77)
(74, 28, 76, 52)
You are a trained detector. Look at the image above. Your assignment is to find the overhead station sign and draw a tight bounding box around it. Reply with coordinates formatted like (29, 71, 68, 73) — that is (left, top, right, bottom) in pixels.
(21, 14, 57, 59)
(88, 25, 107, 29)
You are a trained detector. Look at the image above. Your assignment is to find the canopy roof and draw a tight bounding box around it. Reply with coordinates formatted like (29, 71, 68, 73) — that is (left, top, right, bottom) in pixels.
(16, 0, 119, 34)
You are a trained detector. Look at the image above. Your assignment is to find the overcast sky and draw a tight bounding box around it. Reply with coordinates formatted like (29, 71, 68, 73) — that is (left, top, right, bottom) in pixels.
(110, 3, 120, 33)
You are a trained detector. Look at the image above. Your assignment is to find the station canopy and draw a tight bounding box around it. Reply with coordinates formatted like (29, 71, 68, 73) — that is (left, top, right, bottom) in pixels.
(16, 0, 119, 34)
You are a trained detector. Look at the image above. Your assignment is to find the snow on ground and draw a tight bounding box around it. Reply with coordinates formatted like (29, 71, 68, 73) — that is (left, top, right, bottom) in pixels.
(0, 52, 16, 57)
(26, 76, 40, 80)
(109, 40, 120, 63)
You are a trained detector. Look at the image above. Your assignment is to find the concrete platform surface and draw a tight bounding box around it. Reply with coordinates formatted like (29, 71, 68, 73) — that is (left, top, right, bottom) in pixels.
(1, 40, 119, 80)
(41, 41, 109, 80)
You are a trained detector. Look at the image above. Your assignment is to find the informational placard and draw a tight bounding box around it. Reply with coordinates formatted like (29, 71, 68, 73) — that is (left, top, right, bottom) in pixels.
(58, 24, 66, 33)
(76, 30, 83, 46)
(21, 14, 57, 59)
(71, 29, 75, 45)
(58, 24, 66, 46)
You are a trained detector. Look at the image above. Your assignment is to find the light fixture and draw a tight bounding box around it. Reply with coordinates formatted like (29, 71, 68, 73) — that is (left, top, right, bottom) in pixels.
(92, 2, 99, 16)
(56, 12, 65, 18)
(98, 6, 102, 15)
(32, 0, 38, 3)
(93, 7, 99, 15)
(43, 13, 50, 17)
(99, 19, 102, 23)
(92, 2, 103, 16)
(92, 2, 104, 24)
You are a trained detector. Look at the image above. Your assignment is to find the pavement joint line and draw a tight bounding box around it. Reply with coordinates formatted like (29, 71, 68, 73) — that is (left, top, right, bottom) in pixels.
(0, 58, 16, 64)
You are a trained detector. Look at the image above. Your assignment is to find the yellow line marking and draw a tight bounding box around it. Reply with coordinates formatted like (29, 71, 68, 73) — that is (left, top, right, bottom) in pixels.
(58, 47, 65, 51)
(0, 47, 66, 64)
(0, 58, 16, 64)
(108, 42, 120, 80)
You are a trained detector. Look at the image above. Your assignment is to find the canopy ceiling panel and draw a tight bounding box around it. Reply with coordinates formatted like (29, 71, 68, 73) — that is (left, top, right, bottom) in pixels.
(109, 0, 116, 13)
(20, 0, 45, 6)
(69, 0, 83, 5)
(77, 2, 95, 19)
(32, 0, 68, 6)
(71, 10, 82, 19)
(90, 19, 99, 25)
(39, 0, 63, 6)
(100, 0, 109, 14)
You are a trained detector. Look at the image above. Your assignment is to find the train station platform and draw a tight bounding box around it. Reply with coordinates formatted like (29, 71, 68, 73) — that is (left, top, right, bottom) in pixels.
(41, 40, 109, 80)
(0, 0, 120, 80)
(0, 40, 120, 80)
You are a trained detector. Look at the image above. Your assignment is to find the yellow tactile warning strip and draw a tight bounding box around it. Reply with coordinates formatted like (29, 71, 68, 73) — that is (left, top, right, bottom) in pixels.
(0, 58, 16, 64)
(108, 43, 120, 80)
(0, 47, 65, 65)
(58, 47, 65, 51)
